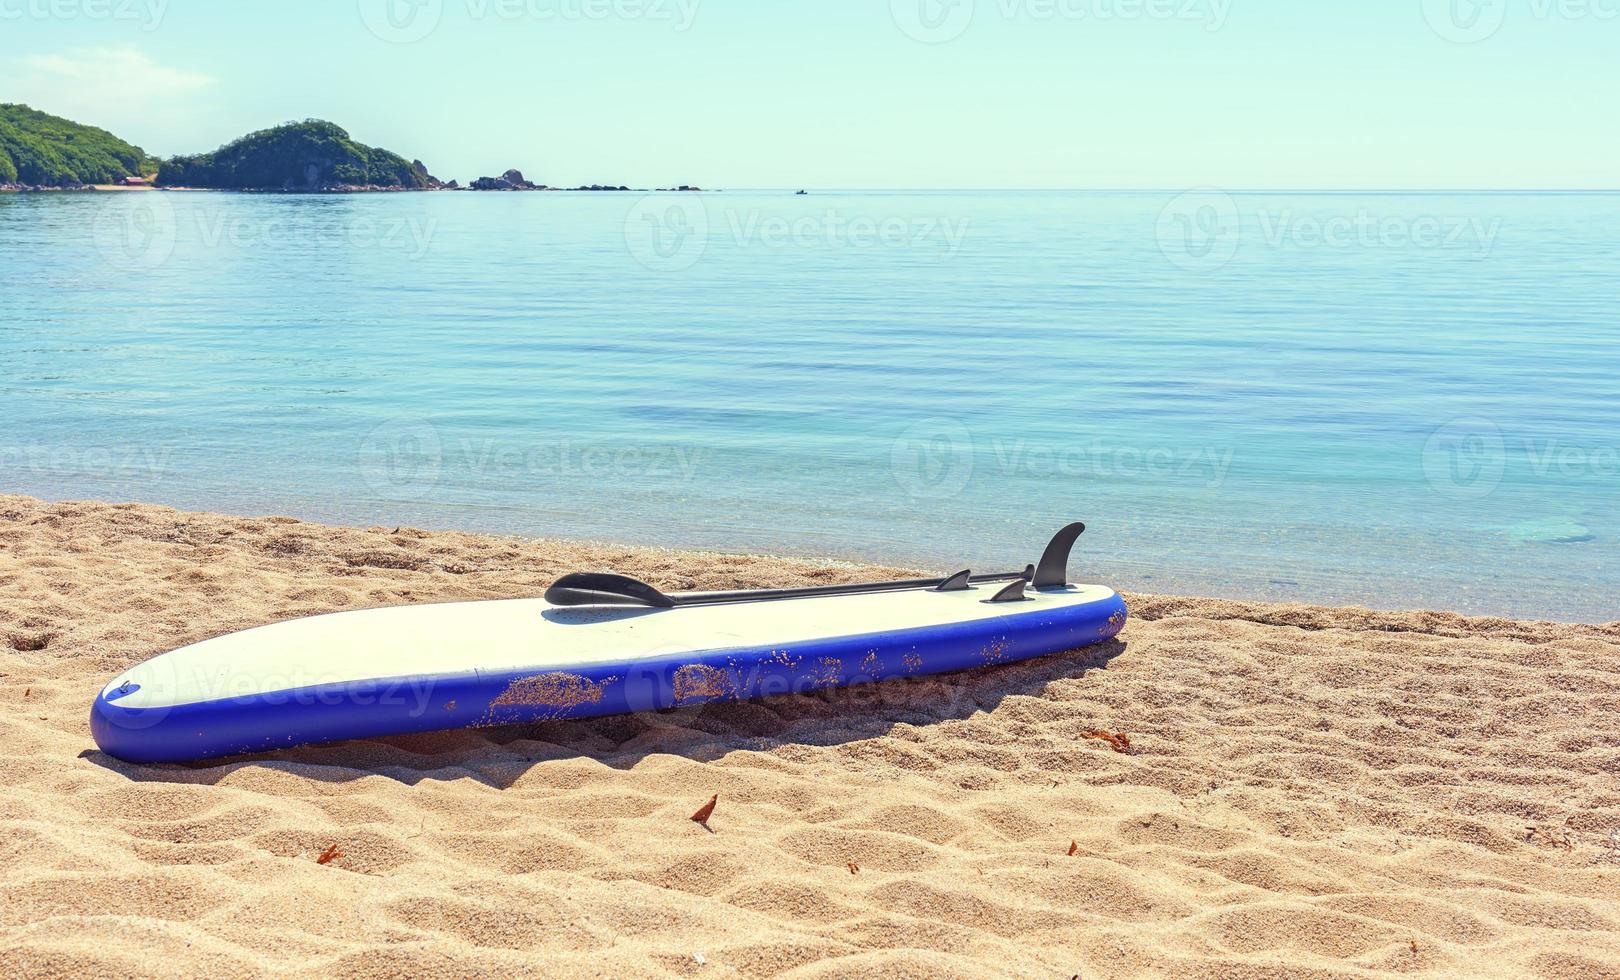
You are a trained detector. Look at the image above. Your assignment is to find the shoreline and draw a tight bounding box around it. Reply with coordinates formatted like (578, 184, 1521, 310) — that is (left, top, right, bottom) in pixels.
(3, 492, 1618, 975)
(2, 184, 718, 194)
(13, 487, 1605, 626)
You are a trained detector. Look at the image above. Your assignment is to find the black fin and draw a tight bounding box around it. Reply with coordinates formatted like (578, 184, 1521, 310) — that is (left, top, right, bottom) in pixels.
(988, 578, 1028, 602)
(1032, 522, 1086, 589)
(545, 572, 677, 608)
(934, 569, 972, 592)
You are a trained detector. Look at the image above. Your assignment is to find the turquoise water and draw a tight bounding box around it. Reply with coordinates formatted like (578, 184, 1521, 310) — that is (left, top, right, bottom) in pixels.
(2, 190, 1616, 621)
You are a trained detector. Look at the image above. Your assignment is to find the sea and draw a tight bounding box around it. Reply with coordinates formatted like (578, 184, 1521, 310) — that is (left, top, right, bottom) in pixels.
(2, 189, 1616, 621)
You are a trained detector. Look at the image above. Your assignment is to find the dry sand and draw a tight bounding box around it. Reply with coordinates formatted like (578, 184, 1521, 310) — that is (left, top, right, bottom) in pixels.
(2, 493, 1618, 978)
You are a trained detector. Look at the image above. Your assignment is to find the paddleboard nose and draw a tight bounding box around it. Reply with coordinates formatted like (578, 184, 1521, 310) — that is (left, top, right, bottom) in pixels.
(90, 679, 172, 763)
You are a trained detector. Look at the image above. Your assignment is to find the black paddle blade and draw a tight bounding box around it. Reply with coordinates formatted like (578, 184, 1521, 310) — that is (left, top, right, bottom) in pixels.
(1032, 522, 1086, 589)
(545, 572, 677, 608)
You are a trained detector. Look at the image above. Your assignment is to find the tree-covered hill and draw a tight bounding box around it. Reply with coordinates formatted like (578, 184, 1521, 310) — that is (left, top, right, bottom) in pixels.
(0, 104, 154, 186)
(156, 120, 435, 190)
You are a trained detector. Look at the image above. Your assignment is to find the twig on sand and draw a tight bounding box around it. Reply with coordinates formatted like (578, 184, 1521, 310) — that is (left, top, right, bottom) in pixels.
(1082, 730, 1132, 753)
(1524, 824, 1574, 851)
(1067, 840, 1079, 856)
(846, 862, 860, 875)
(316, 843, 345, 865)
(691, 794, 718, 826)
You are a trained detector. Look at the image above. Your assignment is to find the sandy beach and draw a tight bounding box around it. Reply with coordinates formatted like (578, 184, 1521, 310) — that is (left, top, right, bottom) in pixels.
(2, 493, 1617, 978)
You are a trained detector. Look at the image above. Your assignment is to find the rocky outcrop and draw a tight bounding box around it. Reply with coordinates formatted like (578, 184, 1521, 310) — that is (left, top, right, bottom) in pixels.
(412, 160, 451, 190)
(469, 168, 544, 191)
(2, 183, 98, 192)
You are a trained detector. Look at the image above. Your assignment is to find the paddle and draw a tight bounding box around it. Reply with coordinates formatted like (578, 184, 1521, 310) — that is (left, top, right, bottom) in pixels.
(544, 523, 1085, 608)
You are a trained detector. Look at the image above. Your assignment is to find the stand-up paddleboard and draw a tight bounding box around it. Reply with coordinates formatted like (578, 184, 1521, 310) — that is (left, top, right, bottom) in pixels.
(91, 523, 1126, 764)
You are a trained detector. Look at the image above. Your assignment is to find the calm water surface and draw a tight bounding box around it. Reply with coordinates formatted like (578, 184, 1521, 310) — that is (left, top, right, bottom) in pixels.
(2, 190, 1616, 620)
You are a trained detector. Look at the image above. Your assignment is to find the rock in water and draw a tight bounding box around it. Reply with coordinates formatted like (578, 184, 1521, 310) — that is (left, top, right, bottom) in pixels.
(1510, 517, 1595, 545)
(470, 169, 541, 191)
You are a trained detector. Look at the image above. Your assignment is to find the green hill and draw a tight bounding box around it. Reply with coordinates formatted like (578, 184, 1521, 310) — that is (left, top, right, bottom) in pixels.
(157, 120, 434, 190)
(0, 104, 154, 186)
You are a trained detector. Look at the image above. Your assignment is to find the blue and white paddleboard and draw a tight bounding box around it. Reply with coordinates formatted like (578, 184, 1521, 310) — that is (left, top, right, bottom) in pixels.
(91, 524, 1126, 764)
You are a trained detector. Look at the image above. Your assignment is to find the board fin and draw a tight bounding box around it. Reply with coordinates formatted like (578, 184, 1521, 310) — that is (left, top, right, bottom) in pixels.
(1032, 522, 1085, 590)
(988, 578, 1029, 602)
(934, 569, 972, 592)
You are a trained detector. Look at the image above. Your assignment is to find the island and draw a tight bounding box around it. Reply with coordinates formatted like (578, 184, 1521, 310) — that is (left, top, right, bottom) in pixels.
(0, 103, 155, 189)
(156, 120, 447, 192)
(4, 104, 710, 194)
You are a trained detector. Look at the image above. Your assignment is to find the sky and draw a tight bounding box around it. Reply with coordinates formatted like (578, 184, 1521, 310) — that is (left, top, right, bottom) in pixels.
(2, 0, 1616, 188)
